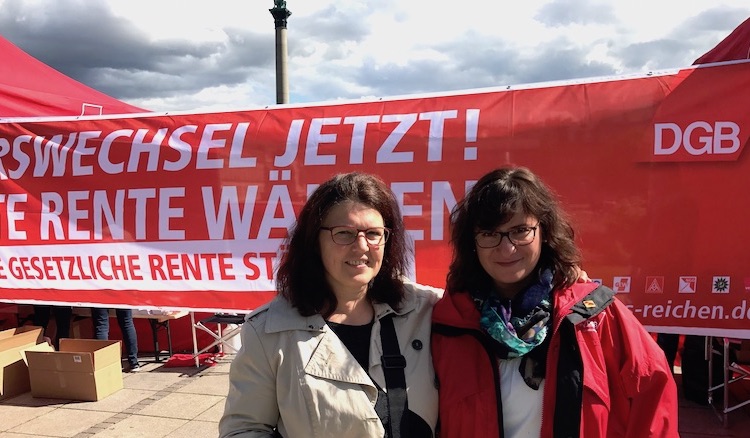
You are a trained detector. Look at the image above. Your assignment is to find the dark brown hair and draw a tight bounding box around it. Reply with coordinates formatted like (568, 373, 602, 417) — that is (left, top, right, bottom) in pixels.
(446, 166, 581, 294)
(275, 172, 411, 317)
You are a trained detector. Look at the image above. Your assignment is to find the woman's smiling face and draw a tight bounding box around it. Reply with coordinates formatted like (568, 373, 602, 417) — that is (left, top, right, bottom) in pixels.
(319, 201, 385, 299)
(475, 211, 542, 299)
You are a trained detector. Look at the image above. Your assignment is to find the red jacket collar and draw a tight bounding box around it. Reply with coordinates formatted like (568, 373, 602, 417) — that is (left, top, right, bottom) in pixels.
(432, 281, 601, 329)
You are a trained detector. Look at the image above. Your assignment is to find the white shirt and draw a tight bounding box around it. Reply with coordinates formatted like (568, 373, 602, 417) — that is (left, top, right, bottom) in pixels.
(499, 357, 544, 438)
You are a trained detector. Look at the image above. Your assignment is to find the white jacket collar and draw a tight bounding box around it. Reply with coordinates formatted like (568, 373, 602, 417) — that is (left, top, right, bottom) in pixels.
(263, 282, 421, 333)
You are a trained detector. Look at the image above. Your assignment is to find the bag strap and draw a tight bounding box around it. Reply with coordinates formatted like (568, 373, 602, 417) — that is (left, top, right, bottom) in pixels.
(380, 313, 408, 438)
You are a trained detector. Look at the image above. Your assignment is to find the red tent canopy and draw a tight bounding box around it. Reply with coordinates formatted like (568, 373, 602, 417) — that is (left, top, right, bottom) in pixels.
(694, 16, 750, 64)
(0, 35, 147, 117)
(0, 35, 162, 350)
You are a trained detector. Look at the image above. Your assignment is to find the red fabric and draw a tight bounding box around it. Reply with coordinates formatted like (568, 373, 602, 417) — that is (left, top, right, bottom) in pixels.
(432, 282, 679, 437)
(694, 17, 750, 64)
(164, 352, 218, 367)
(0, 35, 147, 117)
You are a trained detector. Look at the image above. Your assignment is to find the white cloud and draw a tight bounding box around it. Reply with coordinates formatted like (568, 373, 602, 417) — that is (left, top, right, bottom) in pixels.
(0, 0, 748, 112)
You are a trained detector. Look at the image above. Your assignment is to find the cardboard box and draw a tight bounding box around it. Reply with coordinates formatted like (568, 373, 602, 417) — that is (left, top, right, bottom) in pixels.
(0, 326, 44, 400)
(25, 338, 123, 401)
(69, 317, 93, 340)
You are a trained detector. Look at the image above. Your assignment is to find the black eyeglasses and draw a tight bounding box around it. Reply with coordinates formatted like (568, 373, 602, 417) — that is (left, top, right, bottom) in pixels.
(320, 226, 391, 246)
(474, 225, 538, 248)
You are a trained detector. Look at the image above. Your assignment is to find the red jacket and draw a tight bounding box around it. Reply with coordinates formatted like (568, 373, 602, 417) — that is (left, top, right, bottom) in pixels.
(431, 282, 678, 438)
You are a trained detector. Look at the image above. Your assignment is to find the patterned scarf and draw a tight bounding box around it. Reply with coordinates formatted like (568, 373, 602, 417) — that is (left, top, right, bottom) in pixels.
(472, 269, 553, 389)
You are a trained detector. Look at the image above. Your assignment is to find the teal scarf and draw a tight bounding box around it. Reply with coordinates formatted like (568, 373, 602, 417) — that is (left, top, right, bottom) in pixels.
(473, 269, 553, 389)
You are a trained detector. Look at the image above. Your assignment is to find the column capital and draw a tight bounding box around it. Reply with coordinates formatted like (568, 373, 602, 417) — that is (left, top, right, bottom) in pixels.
(270, 4, 292, 29)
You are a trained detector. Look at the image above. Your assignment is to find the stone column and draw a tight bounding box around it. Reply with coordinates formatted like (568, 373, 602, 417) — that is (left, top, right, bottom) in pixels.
(269, 1, 292, 104)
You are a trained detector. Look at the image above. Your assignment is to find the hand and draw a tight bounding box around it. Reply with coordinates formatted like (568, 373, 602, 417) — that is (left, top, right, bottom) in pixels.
(576, 267, 591, 283)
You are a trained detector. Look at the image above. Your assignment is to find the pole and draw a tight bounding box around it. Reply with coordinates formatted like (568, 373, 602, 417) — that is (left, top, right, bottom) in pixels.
(270, 1, 292, 104)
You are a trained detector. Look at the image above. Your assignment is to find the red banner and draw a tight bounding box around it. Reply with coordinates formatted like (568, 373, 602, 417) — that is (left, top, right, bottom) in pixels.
(1, 61, 750, 336)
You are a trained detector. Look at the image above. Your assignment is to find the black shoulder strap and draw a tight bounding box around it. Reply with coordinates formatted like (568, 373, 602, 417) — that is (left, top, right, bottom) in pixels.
(380, 313, 408, 438)
(566, 284, 616, 325)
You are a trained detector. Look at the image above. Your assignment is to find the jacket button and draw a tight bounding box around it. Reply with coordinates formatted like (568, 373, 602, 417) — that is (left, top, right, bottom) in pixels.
(412, 339, 423, 350)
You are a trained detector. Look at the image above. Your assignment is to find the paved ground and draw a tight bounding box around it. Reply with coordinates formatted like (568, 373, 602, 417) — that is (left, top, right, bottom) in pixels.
(676, 371, 750, 438)
(1, 354, 749, 437)
(0, 355, 232, 438)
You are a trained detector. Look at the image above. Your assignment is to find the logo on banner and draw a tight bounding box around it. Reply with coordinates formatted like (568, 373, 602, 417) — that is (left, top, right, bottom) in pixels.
(652, 121, 744, 162)
(744, 277, 750, 293)
(591, 278, 603, 285)
(613, 276, 631, 293)
(712, 276, 730, 293)
(645, 276, 664, 293)
(678, 276, 697, 294)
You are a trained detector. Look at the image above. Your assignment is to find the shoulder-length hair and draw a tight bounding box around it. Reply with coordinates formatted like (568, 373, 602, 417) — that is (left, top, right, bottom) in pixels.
(275, 172, 411, 317)
(446, 166, 581, 294)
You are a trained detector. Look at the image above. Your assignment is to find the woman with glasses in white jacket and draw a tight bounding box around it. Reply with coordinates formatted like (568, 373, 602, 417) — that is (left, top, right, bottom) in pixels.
(220, 172, 441, 438)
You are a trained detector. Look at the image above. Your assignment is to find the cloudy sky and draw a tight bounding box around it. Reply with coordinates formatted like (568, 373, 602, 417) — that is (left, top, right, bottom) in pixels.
(1, 0, 748, 113)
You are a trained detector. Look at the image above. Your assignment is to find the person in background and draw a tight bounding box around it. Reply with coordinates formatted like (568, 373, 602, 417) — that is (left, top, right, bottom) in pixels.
(220, 172, 441, 438)
(657, 332, 680, 373)
(91, 308, 140, 372)
(32, 304, 72, 349)
(431, 166, 678, 437)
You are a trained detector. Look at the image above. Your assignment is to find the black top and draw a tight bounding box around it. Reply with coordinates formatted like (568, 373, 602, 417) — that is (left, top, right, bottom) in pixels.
(327, 318, 433, 438)
(326, 319, 374, 371)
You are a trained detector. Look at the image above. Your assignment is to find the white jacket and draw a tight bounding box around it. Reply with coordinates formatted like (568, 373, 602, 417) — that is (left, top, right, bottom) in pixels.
(219, 281, 442, 438)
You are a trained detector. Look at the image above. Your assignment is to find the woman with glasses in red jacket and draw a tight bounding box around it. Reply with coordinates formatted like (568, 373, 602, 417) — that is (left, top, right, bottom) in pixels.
(431, 166, 678, 438)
